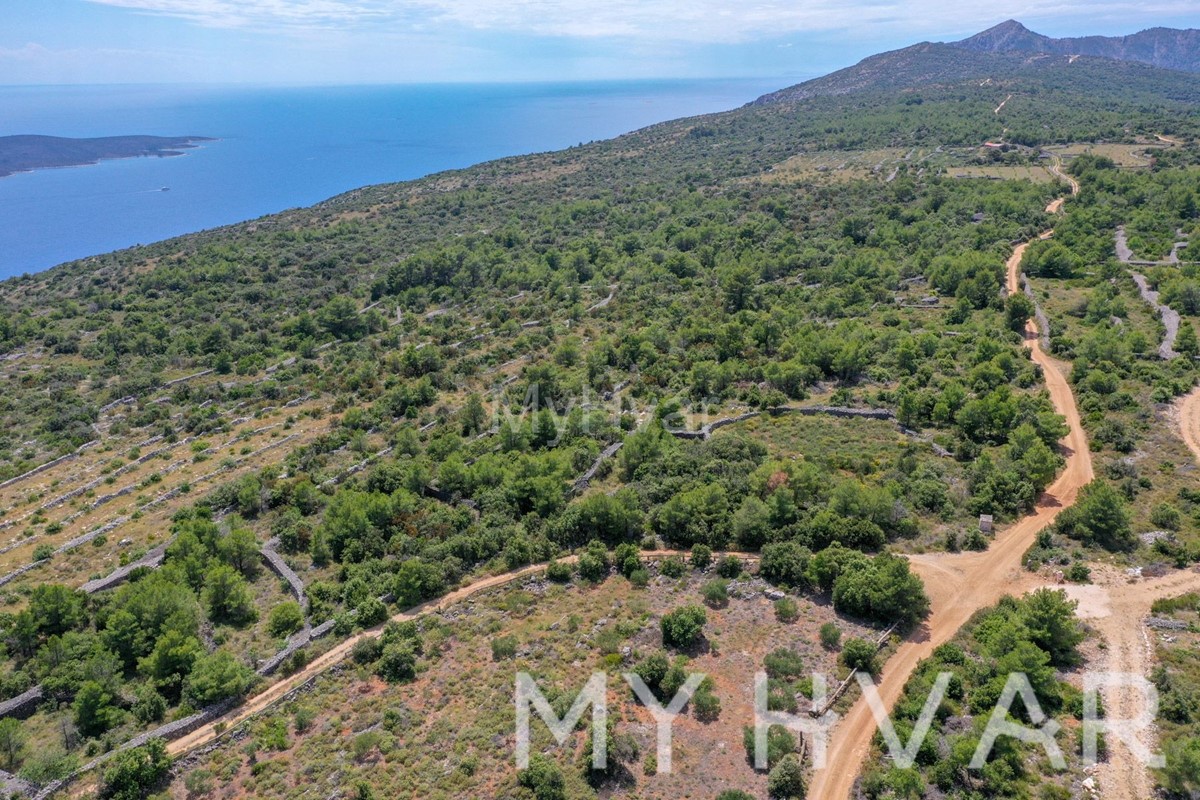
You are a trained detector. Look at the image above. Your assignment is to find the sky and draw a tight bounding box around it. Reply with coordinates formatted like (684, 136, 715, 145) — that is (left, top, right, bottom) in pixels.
(1, 1, 1198, 85)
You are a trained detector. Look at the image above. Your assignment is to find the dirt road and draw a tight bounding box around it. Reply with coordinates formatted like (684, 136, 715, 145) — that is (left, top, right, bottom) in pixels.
(806, 229, 1094, 799)
(1045, 156, 1079, 212)
(809, 243, 1198, 800)
(1068, 565, 1200, 800)
(1072, 382, 1200, 798)
(1176, 386, 1200, 464)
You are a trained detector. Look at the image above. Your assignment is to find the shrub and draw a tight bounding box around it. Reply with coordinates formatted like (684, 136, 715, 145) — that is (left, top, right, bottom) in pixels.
(32, 544, 54, 562)
(1160, 736, 1200, 796)
(767, 753, 807, 799)
(16, 749, 76, 784)
(742, 724, 795, 770)
(1066, 562, 1091, 583)
(131, 686, 167, 724)
(519, 754, 566, 800)
(693, 684, 722, 721)
(578, 552, 608, 582)
(352, 730, 381, 761)
(100, 740, 171, 800)
(1054, 479, 1136, 552)
(831, 552, 929, 627)
(268, 601, 305, 637)
(545, 560, 573, 583)
(774, 597, 799, 623)
(716, 555, 743, 578)
(702, 579, 729, 608)
(764, 647, 805, 680)
(628, 568, 650, 588)
(185, 651, 256, 706)
(614, 542, 642, 577)
(491, 635, 518, 661)
(659, 556, 686, 578)
(352, 637, 383, 664)
(376, 642, 417, 683)
(766, 677, 798, 712)
(661, 605, 707, 649)
(293, 706, 316, 733)
(759, 541, 811, 589)
(1151, 502, 1182, 531)
(183, 769, 213, 797)
(632, 651, 670, 695)
(690, 544, 713, 569)
(963, 530, 988, 551)
(660, 658, 691, 699)
(819, 622, 842, 650)
(841, 638, 878, 674)
(356, 597, 389, 627)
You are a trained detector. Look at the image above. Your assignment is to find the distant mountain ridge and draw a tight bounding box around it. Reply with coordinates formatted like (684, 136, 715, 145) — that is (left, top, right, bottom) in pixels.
(753, 20, 1200, 107)
(751, 40, 1200, 107)
(953, 19, 1200, 73)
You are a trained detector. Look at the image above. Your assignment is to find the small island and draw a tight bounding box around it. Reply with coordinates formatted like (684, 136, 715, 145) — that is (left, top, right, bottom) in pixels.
(0, 134, 212, 178)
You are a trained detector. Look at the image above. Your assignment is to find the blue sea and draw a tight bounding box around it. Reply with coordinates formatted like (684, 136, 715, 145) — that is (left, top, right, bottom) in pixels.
(0, 80, 791, 278)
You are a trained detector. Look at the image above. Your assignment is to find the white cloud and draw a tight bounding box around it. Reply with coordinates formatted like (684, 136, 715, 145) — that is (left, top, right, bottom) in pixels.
(82, 0, 400, 30)
(83, 0, 1200, 43)
(0, 42, 49, 60)
(0, 40, 199, 84)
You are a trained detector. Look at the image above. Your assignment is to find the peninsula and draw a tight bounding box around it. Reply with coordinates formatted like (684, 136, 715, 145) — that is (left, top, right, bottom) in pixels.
(0, 134, 211, 178)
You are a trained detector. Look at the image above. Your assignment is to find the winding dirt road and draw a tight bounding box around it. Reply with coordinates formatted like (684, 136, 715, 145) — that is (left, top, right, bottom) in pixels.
(1046, 155, 1079, 212)
(805, 232, 1095, 800)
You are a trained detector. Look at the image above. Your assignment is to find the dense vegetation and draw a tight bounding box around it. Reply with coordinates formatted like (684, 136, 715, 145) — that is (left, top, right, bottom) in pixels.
(1149, 593, 1200, 797)
(857, 590, 1089, 799)
(1020, 147, 1200, 564)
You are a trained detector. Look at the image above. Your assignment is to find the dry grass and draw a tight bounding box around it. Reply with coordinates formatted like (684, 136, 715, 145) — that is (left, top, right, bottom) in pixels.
(167, 568, 879, 800)
(1051, 142, 1164, 168)
(950, 165, 1056, 183)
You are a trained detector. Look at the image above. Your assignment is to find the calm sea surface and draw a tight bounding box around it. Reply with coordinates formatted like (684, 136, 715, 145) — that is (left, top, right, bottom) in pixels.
(0, 80, 791, 278)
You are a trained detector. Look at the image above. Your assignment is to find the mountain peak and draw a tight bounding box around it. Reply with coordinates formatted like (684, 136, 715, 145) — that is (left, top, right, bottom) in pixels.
(991, 20, 1032, 34)
(951, 21, 1200, 73)
(955, 20, 1050, 53)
